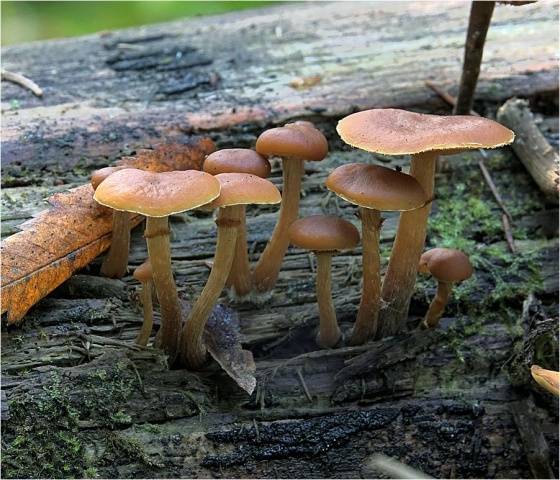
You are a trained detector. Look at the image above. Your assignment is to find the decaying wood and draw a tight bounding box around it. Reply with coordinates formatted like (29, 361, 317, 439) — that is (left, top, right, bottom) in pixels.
(1, 3, 558, 479)
(497, 98, 559, 202)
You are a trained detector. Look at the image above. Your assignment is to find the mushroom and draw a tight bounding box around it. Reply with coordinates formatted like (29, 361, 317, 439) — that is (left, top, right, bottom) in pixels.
(289, 215, 360, 348)
(326, 164, 428, 344)
(94, 168, 220, 359)
(531, 365, 560, 397)
(91, 166, 132, 279)
(181, 173, 281, 368)
(203, 148, 271, 298)
(252, 121, 328, 294)
(418, 248, 473, 329)
(133, 260, 154, 346)
(336, 108, 514, 336)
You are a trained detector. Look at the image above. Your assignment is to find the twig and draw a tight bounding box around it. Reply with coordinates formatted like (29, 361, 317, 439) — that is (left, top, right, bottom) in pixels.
(296, 367, 313, 403)
(1, 68, 43, 97)
(425, 80, 516, 252)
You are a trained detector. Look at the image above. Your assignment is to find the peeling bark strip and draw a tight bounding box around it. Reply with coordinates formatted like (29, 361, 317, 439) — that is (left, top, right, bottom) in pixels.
(1, 2, 558, 174)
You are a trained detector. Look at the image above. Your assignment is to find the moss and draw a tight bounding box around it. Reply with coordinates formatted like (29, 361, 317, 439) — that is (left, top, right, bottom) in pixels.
(2, 360, 138, 479)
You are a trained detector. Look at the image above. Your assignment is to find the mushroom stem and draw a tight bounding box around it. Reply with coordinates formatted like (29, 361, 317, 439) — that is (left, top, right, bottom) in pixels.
(181, 205, 243, 369)
(226, 207, 253, 297)
(135, 280, 154, 346)
(380, 151, 437, 337)
(144, 216, 182, 360)
(349, 207, 381, 345)
(100, 211, 132, 278)
(422, 281, 452, 329)
(315, 251, 341, 348)
(453, 1, 495, 115)
(253, 159, 304, 293)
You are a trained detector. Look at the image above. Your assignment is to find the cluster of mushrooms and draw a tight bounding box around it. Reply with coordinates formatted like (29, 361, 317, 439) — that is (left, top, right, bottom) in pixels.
(91, 109, 514, 369)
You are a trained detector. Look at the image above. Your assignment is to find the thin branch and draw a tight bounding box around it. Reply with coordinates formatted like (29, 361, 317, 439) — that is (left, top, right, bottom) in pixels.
(1, 69, 43, 97)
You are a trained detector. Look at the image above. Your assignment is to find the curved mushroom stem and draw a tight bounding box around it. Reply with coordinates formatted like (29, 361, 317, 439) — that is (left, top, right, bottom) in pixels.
(315, 251, 341, 348)
(181, 205, 243, 369)
(422, 281, 452, 329)
(349, 208, 381, 346)
(100, 211, 132, 278)
(253, 159, 304, 293)
(135, 280, 154, 346)
(144, 216, 182, 360)
(226, 207, 253, 297)
(379, 151, 437, 337)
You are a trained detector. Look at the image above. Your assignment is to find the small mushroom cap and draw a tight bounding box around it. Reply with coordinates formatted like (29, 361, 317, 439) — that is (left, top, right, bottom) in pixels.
(204, 149, 271, 178)
(326, 163, 428, 211)
(91, 166, 122, 190)
(93, 168, 220, 217)
(256, 121, 328, 162)
(205, 173, 281, 209)
(133, 260, 152, 282)
(418, 248, 473, 283)
(531, 365, 560, 396)
(337, 108, 514, 155)
(289, 215, 360, 252)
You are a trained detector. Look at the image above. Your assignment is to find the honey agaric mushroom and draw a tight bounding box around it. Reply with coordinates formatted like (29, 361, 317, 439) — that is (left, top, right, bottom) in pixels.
(203, 149, 271, 298)
(326, 164, 428, 344)
(91, 166, 132, 279)
(531, 365, 560, 397)
(418, 248, 473, 329)
(289, 215, 360, 348)
(94, 168, 220, 360)
(133, 260, 154, 346)
(336, 108, 514, 337)
(252, 121, 328, 294)
(181, 173, 281, 369)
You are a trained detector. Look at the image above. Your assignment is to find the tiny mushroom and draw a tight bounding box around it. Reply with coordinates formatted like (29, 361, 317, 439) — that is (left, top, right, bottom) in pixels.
(252, 121, 328, 294)
(326, 164, 428, 345)
(418, 248, 473, 329)
(91, 166, 132, 279)
(133, 260, 154, 346)
(203, 149, 271, 298)
(289, 215, 360, 348)
(94, 168, 220, 360)
(530, 365, 560, 397)
(336, 108, 514, 336)
(181, 173, 281, 369)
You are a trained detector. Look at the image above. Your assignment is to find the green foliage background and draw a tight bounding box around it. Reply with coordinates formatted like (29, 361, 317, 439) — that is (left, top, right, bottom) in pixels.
(2, 1, 273, 46)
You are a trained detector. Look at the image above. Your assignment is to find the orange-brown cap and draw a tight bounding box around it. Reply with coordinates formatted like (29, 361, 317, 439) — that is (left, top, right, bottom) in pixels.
(337, 109, 514, 155)
(289, 215, 360, 252)
(91, 166, 122, 190)
(418, 248, 473, 283)
(93, 168, 220, 217)
(531, 365, 560, 396)
(205, 173, 281, 209)
(133, 260, 152, 282)
(256, 121, 328, 162)
(326, 163, 428, 211)
(203, 149, 271, 178)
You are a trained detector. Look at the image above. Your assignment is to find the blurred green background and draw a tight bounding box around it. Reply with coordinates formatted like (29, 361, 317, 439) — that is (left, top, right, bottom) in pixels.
(1, 1, 273, 46)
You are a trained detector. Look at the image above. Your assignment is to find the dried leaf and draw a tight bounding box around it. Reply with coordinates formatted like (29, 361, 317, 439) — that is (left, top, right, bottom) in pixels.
(531, 365, 560, 396)
(204, 304, 257, 395)
(1, 138, 216, 324)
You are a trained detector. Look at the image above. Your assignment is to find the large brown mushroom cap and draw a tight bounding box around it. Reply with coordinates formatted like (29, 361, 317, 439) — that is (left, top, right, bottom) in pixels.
(326, 163, 428, 211)
(204, 149, 271, 178)
(205, 173, 281, 209)
(289, 215, 360, 252)
(337, 108, 514, 155)
(256, 121, 328, 162)
(419, 248, 473, 283)
(133, 260, 152, 282)
(91, 166, 122, 190)
(93, 168, 220, 217)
